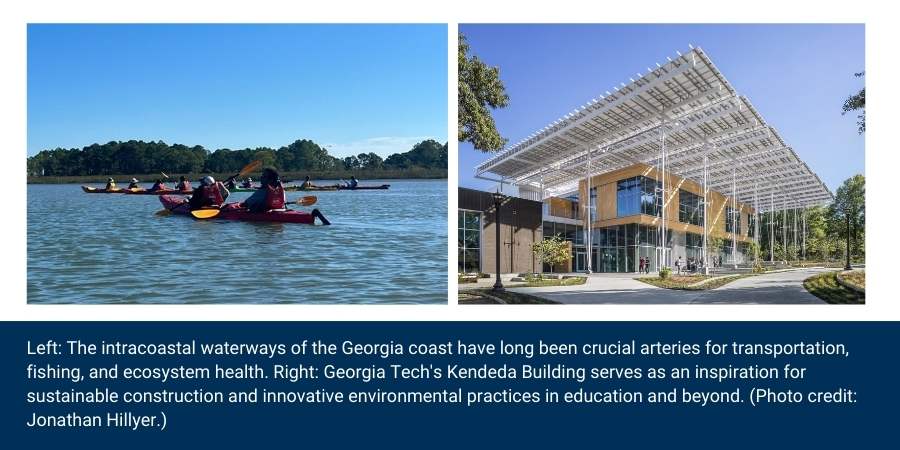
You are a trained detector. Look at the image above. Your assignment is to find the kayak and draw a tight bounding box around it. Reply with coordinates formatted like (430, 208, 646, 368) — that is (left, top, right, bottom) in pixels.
(284, 184, 391, 191)
(82, 186, 126, 194)
(82, 186, 191, 195)
(158, 195, 327, 225)
(123, 188, 191, 196)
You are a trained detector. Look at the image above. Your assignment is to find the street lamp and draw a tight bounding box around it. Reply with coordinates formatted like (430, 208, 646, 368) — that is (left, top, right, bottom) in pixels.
(492, 191, 505, 292)
(844, 207, 852, 271)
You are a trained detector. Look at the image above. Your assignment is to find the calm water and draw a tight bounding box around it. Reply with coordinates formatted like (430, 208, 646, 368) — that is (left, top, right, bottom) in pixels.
(28, 180, 447, 304)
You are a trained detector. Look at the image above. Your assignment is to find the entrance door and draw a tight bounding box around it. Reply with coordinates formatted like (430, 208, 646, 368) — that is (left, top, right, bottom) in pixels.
(575, 249, 586, 272)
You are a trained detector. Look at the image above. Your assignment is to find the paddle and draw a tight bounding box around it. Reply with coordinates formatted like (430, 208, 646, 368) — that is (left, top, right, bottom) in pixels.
(189, 195, 318, 219)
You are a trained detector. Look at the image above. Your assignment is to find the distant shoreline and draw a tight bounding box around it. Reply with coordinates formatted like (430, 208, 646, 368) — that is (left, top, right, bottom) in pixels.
(28, 169, 447, 184)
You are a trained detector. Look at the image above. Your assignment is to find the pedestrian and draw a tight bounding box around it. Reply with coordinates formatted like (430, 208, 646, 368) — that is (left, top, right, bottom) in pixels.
(675, 256, 682, 275)
(639, 257, 645, 274)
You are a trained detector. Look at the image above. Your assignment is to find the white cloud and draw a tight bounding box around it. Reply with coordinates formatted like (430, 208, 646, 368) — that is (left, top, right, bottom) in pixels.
(322, 136, 433, 159)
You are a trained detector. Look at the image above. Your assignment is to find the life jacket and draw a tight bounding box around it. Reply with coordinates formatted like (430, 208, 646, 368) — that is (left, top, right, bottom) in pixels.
(264, 184, 285, 210)
(200, 184, 225, 205)
(177, 181, 192, 191)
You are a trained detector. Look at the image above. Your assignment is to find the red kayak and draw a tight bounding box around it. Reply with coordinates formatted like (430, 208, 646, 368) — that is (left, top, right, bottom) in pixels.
(158, 195, 327, 225)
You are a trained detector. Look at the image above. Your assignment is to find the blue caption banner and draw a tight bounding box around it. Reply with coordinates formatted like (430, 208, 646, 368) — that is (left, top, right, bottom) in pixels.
(0, 321, 897, 448)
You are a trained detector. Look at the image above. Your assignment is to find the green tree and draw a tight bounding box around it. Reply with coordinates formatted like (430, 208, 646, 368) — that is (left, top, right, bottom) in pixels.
(842, 72, 865, 134)
(827, 174, 865, 261)
(458, 34, 509, 152)
(531, 235, 570, 276)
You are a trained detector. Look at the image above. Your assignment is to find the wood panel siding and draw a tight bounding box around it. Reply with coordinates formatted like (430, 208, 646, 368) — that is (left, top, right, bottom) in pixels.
(576, 163, 756, 243)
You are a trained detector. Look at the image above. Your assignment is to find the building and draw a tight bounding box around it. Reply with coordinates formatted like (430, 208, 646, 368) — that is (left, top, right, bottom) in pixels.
(472, 46, 832, 273)
(458, 187, 543, 274)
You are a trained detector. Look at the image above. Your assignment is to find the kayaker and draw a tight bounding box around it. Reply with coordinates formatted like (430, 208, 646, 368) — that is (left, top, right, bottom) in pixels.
(242, 168, 286, 213)
(188, 176, 230, 210)
(149, 179, 168, 191)
(105, 178, 116, 190)
(241, 177, 253, 189)
(344, 176, 359, 189)
(301, 176, 315, 189)
(128, 178, 141, 189)
(175, 176, 192, 191)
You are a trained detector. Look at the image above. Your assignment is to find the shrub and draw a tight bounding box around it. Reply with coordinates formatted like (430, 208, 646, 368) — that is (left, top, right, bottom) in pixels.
(659, 267, 672, 280)
(752, 261, 766, 273)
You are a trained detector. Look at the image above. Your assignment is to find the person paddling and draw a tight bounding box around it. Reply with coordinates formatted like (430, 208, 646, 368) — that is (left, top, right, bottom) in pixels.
(241, 177, 254, 189)
(127, 177, 141, 189)
(175, 176, 191, 191)
(149, 179, 168, 192)
(242, 168, 286, 213)
(344, 176, 359, 189)
(301, 175, 315, 189)
(105, 178, 117, 190)
(188, 176, 230, 210)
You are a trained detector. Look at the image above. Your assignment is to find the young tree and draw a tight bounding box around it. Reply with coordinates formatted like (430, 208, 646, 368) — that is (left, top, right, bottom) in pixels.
(842, 72, 865, 134)
(458, 34, 509, 152)
(531, 235, 571, 276)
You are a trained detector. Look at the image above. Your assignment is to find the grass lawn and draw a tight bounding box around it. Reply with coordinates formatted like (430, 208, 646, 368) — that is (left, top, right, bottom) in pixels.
(636, 274, 753, 290)
(804, 272, 864, 304)
(459, 289, 560, 305)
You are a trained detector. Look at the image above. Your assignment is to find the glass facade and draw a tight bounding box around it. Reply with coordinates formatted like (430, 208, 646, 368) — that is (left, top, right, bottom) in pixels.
(542, 221, 584, 272)
(457, 210, 481, 273)
(594, 224, 666, 273)
(725, 206, 741, 235)
(616, 176, 661, 217)
(589, 187, 597, 222)
(678, 190, 704, 226)
(685, 232, 703, 262)
(748, 214, 756, 238)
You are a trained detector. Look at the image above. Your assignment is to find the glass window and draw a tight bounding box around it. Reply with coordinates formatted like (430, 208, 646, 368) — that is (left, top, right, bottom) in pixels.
(678, 190, 704, 226)
(589, 187, 597, 222)
(617, 176, 661, 218)
(725, 206, 741, 235)
(458, 210, 481, 273)
(641, 176, 662, 216)
(748, 214, 756, 238)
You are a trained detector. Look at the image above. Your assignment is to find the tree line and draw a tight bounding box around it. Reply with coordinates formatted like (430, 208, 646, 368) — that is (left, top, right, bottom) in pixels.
(27, 138, 447, 177)
(755, 174, 865, 263)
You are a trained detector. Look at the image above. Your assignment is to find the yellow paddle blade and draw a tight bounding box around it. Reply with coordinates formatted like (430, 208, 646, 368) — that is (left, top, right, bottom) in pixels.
(191, 209, 221, 219)
(295, 195, 317, 206)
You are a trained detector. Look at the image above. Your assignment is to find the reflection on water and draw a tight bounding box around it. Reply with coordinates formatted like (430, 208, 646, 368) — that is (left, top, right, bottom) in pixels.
(27, 180, 447, 304)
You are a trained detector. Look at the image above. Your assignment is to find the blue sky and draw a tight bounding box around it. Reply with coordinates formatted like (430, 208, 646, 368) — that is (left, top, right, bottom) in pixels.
(459, 24, 865, 193)
(28, 24, 448, 158)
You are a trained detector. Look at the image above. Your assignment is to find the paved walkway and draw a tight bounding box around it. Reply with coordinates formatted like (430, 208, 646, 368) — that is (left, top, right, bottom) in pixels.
(508, 268, 831, 304)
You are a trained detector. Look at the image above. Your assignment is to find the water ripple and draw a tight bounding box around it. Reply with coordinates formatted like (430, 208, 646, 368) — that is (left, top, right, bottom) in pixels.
(28, 180, 447, 304)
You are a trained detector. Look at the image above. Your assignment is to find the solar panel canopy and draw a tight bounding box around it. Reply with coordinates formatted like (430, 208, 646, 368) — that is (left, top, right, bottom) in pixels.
(475, 47, 832, 212)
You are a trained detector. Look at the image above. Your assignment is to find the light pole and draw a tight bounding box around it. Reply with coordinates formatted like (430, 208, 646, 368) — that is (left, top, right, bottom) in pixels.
(844, 206, 852, 271)
(492, 191, 505, 291)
